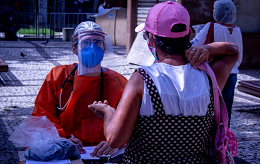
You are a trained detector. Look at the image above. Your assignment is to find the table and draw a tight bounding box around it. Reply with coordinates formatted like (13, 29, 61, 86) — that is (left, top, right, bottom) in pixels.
(0, 57, 8, 72)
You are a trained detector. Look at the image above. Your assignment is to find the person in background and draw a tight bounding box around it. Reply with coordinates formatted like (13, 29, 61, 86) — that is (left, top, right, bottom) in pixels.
(95, 0, 106, 13)
(14, 0, 21, 14)
(32, 21, 127, 156)
(191, 0, 243, 127)
(89, 1, 239, 163)
(80, 0, 95, 12)
(14, 0, 21, 31)
(3, 3, 19, 41)
(82, 0, 89, 9)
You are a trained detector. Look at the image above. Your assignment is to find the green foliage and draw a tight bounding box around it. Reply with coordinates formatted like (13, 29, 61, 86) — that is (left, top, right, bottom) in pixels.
(17, 26, 58, 35)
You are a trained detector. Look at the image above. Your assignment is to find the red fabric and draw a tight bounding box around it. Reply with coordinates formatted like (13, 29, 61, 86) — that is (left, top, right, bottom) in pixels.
(204, 22, 214, 45)
(205, 22, 215, 61)
(32, 64, 127, 146)
(14, 2, 21, 13)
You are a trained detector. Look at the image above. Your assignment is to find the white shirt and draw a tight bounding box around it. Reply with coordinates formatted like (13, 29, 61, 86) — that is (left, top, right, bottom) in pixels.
(139, 63, 211, 116)
(191, 22, 243, 74)
(98, 5, 104, 13)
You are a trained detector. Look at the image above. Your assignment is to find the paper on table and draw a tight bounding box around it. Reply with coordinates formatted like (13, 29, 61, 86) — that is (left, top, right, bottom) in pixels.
(26, 159, 71, 164)
(81, 146, 99, 160)
(81, 146, 125, 160)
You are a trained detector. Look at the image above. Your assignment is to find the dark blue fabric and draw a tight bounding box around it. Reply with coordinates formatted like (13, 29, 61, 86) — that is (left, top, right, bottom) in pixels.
(221, 74, 237, 127)
(24, 139, 81, 161)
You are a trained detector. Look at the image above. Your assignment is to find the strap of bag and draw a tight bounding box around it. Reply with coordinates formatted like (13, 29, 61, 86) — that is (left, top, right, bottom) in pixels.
(204, 22, 214, 45)
(198, 62, 229, 152)
(198, 62, 228, 127)
(199, 62, 239, 163)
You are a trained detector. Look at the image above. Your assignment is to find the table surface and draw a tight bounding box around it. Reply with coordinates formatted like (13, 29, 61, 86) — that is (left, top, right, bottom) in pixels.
(71, 159, 84, 164)
(22, 157, 123, 164)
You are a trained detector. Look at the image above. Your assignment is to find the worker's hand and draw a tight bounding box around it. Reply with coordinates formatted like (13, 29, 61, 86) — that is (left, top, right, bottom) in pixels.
(90, 141, 119, 157)
(185, 46, 209, 69)
(68, 137, 86, 154)
(88, 100, 114, 118)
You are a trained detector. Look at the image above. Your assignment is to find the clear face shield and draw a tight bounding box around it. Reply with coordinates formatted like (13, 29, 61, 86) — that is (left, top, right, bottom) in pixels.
(70, 31, 114, 76)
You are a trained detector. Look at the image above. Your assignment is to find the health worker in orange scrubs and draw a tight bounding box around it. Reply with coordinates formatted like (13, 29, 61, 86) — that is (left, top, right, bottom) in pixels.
(32, 21, 127, 156)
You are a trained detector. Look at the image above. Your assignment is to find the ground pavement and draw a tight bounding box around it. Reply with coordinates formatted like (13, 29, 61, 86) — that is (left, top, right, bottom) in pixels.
(0, 41, 259, 163)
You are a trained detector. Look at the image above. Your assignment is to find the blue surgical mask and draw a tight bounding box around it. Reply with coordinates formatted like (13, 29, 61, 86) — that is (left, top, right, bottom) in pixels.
(147, 41, 158, 61)
(79, 43, 104, 67)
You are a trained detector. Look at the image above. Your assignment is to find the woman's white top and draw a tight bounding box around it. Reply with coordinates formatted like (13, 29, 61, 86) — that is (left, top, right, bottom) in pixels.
(191, 22, 243, 74)
(139, 63, 211, 116)
(98, 5, 104, 13)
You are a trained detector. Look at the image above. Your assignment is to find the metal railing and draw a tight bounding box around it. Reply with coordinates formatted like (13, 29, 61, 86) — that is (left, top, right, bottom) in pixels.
(46, 12, 95, 39)
(1, 12, 95, 40)
(18, 13, 46, 39)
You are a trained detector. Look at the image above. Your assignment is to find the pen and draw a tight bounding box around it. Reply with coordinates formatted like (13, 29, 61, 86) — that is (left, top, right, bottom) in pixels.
(71, 134, 83, 149)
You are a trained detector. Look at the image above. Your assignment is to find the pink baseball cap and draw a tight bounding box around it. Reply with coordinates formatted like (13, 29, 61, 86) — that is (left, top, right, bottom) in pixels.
(135, 1, 190, 38)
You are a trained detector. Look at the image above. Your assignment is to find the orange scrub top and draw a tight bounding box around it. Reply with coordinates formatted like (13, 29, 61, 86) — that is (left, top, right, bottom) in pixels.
(32, 64, 127, 146)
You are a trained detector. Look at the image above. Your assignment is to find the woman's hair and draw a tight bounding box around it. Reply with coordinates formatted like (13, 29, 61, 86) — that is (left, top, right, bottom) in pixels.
(144, 24, 191, 54)
(213, 0, 236, 24)
(95, 0, 106, 13)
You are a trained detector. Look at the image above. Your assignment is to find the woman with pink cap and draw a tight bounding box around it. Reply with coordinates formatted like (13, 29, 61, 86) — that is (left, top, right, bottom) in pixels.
(89, 1, 239, 163)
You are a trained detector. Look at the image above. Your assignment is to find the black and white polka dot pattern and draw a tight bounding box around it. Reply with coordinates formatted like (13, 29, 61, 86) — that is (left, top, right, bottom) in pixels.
(123, 68, 215, 164)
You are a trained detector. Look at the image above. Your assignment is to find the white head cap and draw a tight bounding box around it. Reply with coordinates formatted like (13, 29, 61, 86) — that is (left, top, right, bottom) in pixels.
(213, 0, 236, 24)
(71, 21, 107, 43)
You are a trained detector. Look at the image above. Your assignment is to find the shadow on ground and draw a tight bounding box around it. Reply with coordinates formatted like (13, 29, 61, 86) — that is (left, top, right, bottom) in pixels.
(234, 157, 251, 164)
(0, 115, 20, 164)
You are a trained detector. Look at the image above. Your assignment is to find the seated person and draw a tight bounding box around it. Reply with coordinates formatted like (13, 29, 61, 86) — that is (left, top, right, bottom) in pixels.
(32, 21, 127, 156)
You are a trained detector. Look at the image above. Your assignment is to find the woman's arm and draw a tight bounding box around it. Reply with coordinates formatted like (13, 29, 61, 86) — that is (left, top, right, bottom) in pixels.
(186, 42, 239, 90)
(205, 42, 239, 90)
(89, 71, 144, 148)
